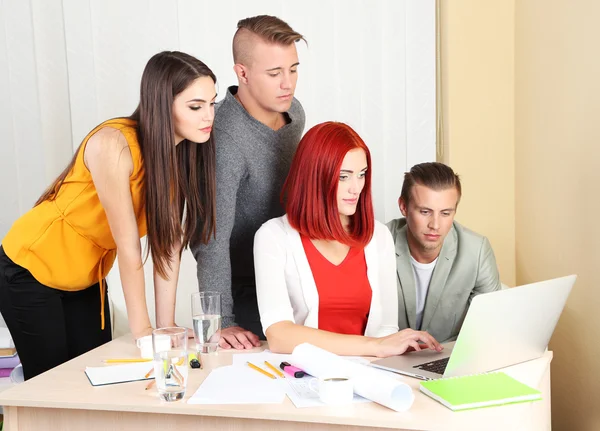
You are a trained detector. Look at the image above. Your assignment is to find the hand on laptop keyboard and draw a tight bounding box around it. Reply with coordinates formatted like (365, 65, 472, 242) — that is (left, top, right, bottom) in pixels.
(370, 329, 443, 358)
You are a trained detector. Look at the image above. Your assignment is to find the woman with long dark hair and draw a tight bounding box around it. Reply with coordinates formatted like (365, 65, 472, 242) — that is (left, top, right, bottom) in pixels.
(0, 51, 217, 380)
(254, 122, 442, 357)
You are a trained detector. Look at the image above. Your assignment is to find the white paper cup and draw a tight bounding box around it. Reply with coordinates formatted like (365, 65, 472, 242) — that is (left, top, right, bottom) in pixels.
(136, 335, 153, 359)
(309, 376, 354, 405)
(136, 334, 171, 359)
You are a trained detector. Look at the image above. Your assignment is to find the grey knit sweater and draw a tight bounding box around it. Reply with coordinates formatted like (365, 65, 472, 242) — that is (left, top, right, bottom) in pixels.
(192, 86, 305, 330)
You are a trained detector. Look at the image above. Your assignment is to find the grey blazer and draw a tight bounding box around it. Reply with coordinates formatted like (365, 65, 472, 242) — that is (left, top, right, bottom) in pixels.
(387, 218, 501, 343)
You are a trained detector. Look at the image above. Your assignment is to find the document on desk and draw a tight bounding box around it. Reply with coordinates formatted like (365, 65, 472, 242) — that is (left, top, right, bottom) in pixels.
(292, 343, 415, 412)
(84, 362, 154, 386)
(187, 365, 287, 405)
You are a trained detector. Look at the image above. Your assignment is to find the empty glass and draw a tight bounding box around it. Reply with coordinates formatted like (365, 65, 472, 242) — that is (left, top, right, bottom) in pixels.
(191, 291, 222, 354)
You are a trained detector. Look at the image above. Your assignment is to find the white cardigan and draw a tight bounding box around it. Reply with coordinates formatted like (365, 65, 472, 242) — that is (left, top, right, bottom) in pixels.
(253, 215, 399, 337)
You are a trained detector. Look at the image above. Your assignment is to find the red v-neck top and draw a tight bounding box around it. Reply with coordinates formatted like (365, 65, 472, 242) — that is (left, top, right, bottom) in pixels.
(300, 235, 372, 335)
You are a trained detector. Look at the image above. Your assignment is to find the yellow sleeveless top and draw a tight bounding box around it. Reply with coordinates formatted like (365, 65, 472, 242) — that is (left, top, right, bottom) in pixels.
(2, 118, 147, 329)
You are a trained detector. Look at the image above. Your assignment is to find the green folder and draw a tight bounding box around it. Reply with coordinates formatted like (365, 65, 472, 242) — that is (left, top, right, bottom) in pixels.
(419, 372, 542, 411)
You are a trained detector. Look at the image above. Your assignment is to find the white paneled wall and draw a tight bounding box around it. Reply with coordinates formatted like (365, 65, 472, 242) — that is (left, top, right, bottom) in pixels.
(0, 0, 435, 335)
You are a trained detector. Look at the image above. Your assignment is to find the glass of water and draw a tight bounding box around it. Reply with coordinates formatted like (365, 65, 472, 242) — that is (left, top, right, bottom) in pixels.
(191, 291, 221, 354)
(152, 327, 188, 402)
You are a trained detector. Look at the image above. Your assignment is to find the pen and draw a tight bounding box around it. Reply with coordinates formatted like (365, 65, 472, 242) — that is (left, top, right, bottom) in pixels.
(264, 361, 285, 378)
(246, 361, 276, 379)
(103, 358, 152, 363)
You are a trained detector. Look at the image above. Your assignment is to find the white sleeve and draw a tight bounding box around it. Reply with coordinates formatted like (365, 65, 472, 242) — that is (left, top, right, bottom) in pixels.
(376, 224, 400, 336)
(253, 221, 296, 333)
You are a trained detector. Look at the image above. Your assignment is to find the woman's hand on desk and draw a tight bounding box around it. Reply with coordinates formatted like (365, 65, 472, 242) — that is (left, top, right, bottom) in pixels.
(371, 329, 443, 358)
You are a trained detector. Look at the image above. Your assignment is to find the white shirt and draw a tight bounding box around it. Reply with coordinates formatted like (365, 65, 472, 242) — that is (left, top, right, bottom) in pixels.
(253, 215, 399, 337)
(409, 255, 438, 330)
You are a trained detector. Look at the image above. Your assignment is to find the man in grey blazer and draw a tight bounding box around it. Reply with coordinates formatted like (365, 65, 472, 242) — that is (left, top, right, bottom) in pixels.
(387, 162, 501, 343)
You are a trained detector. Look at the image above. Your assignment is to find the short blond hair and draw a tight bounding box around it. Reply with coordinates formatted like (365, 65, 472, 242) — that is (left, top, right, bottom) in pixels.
(233, 15, 306, 65)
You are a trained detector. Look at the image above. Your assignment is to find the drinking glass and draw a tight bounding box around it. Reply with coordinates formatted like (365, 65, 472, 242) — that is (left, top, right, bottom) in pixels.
(191, 291, 222, 354)
(152, 327, 188, 402)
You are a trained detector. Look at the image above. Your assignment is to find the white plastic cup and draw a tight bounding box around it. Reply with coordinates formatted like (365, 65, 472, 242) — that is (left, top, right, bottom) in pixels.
(137, 334, 171, 359)
(136, 335, 153, 359)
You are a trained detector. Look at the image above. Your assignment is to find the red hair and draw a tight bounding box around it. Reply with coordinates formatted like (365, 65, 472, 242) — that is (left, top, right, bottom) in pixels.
(282, 122, 374, 247)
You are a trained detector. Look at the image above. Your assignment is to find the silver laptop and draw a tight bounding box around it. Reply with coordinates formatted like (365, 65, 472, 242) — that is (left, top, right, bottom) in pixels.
(371, 274, 576, 380)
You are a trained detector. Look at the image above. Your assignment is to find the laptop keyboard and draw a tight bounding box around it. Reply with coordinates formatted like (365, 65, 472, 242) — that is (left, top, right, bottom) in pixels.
(413, 357, 450, 375)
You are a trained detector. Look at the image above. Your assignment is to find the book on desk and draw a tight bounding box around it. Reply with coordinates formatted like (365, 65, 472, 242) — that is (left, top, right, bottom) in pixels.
(419, 371, 542, 411)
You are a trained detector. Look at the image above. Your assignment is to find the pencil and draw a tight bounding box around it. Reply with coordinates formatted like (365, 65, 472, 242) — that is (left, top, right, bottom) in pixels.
(145, 380, 155, 390)
(264, 361, 284, 378)
(144, 367, 154, 379)
(246, 361, 276, 379)
(103, 358, 152, 363)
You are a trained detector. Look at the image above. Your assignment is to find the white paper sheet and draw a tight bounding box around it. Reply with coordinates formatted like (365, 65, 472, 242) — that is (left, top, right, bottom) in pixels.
(187, 365, 287, 405)
(84, 362, 154, 386)
(292, 343, 415, 412)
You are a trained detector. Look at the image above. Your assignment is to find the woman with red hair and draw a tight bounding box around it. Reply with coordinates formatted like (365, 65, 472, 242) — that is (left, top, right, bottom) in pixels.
(253, 122, 442, 357)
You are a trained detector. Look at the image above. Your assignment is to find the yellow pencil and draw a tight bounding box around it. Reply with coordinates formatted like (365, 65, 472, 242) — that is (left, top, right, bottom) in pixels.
(264, 361, 284, 378)
(145, 380, 155, 390)
(246, 362, 276, 379)
(144, 367, 154, 379)
(103, 358, 152, 363)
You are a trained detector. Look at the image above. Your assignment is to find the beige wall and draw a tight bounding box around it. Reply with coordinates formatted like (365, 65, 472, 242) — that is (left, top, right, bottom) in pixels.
(515, 1, 600, 430)
(440, 1, 516, 286)
(443, 0, 600, 429)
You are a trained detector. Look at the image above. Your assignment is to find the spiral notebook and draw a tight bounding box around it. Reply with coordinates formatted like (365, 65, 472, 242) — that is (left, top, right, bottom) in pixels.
(419, 372, 542, 411)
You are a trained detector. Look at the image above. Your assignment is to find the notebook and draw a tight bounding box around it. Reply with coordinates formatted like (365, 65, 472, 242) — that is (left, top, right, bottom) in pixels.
(419, 372, 542, 411)
(85, 362, 154, 386)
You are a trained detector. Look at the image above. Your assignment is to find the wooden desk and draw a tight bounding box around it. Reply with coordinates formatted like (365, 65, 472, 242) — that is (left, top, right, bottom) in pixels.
(0, 335, 551, 431)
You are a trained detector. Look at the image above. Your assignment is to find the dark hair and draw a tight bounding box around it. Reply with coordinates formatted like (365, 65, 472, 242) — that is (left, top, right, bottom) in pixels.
(36, 51, 217, 278)
(233, 15, 306, 64)
(282, 122, 374, 247)
(400, 162, 462, 206)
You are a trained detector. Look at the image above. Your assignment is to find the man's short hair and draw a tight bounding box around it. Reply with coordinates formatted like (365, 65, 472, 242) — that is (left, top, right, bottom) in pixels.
(400, 162, 462, 205)
(233, 15, 306, 65)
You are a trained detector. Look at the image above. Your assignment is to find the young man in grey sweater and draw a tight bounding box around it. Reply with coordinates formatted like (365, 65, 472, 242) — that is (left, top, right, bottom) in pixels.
(192, 15, 306, 350)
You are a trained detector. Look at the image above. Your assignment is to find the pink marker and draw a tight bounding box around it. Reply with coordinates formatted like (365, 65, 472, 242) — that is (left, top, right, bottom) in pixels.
(280, 361, 306, 378)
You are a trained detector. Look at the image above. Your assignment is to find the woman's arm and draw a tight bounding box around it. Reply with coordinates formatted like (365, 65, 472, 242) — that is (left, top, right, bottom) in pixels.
(86, 127, 152, 339)
(266, 321, 440, 358)
(153, 241, 182, 328)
